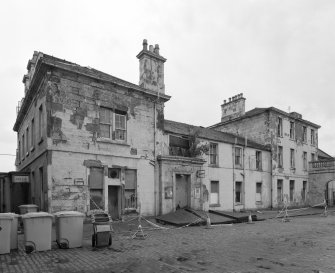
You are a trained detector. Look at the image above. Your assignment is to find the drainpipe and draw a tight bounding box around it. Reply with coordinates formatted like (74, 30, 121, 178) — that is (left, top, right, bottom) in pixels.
(270, 148, 273, 209)
(154, 101, 157, 216)
(243, 137, 247, 211)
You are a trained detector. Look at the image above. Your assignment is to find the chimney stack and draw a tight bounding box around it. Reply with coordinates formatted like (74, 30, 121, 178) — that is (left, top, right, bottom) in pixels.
(221, 93, 246, 122)
(136, 39, 166, 94)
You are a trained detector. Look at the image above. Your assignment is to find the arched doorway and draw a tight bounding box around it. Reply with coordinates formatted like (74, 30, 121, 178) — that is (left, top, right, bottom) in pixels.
(326, 180, 335, 206)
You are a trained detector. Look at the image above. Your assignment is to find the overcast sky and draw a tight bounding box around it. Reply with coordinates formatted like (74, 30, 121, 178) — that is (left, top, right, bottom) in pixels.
(0, 0, 334, 172)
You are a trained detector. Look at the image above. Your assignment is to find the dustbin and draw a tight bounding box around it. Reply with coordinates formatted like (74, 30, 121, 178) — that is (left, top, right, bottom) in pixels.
(0, 213, 19, 250)
(0, 214, 13, 254)
(21, 212, 53, 253)
(54, 211, 85, 249)
(18, 204, 38, 214)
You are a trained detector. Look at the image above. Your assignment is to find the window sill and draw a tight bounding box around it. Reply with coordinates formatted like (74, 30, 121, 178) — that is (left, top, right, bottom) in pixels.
(25, 152, 29, 157)
(30, 146, 35, 152)
(97, 138, 129, 146)
(209, 203, 221, 207)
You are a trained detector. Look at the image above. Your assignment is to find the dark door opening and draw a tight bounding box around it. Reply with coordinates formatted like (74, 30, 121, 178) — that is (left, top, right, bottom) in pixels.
(108, 186, 120, 219)
(175, 174, 190, 209)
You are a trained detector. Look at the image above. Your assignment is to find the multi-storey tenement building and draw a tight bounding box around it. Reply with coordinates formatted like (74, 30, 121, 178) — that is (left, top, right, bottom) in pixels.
(13, 40, 170, 217)
(209, 94, 320, 208)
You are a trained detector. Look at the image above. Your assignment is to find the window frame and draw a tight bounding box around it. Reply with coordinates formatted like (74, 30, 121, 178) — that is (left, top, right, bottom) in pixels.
(289, 121, 295, 140)
(31, 118, 35, 149)
(289, 180, 295, 201)
(98, 107, 127, 142)
(256, 151, 262, 171)
(278, 146, 283, 168)
(256, 182, 262, 203)
(277, 117, 283, 137)
(310, 129, 315, 145)
(210, 180, 219, 206)
(302, 126, 307, 143)
(38, 104, 43, 141)
(303, 151, 307, 170)
(235, 181, 242, 203)
(209, 143, 218, 166)
(235, 147, 243, 168)
(290, 148, 295, 169)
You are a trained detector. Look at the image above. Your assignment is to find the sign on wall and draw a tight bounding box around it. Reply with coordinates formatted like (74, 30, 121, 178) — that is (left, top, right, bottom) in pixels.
(12, 175, 29, 183)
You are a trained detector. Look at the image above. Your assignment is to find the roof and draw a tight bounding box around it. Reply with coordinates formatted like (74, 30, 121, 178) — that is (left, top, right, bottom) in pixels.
(14, 52, 171, 131)
(164, 119, 270, 151)
(210, 107, 321, 129)
(318, 148, 333, 159)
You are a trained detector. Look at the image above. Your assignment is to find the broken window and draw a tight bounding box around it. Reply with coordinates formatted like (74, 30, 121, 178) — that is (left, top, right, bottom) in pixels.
(278, 146, 283, 168)
(235, 147, 242, 167)
(256, 151, 262, 170)
(277, 179, 283, 203)
(99, 108, 127, 141)
(290, 180, 295, 201)
(290, 149, 295, 168)
(303, 152, 307, 170)
(210, 181, 219, 205)
(311, 129, 315, 145)
(302, 126, 307, 142)
(209, 143, 218, 166)
(169, 135, 190, 157)
(277, 117, 283, 137)
(235, 181, 242, 203)
(290, 121, 295, 139)
(256, 182, 262, 202)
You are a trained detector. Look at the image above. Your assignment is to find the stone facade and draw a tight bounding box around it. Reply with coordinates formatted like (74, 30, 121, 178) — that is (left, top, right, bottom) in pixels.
(210, 94, 320, 208)
(14, 41, 170, 216)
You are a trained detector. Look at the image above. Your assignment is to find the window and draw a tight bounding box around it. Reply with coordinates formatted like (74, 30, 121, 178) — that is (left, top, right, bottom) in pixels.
(210, 181, 219, 205)
(108, 168, 120, 179)
(38, 105, 43, 140)
(278, 146, 283, 168)
(235, 181, 242, 203)
(302, 126, 307, 142)
(277, 179, 283, 203)
(290, 149, 295, 168)
(311, 153, 315, 162)
(26, 127, 29, 155)
(311, 129, 315, 145)
(125, 169, 137, 210)
(18, 140, 21, 162)
(115, 113, 126, 140)
(235, 147, 242, 167)
(303, 152, 307, 170)
(209, 143, 218, 165)
(22, 134, 25, 159)
(302, 181, 307, 201)
(277, 117, 283, 137)
(99, 108, 127, 141)
(290, 180, 295, 201)
(31, 118, 35, 148)
(256, 182, 262, 202)
(289, 121, 295, 139)
(256, 151, 262, 170)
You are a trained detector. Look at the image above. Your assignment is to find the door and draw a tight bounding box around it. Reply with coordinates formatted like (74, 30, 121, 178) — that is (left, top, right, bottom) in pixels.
(108, 186, 119, 219)
(89, 167, 104, 210)
(175, 174, 189, 209)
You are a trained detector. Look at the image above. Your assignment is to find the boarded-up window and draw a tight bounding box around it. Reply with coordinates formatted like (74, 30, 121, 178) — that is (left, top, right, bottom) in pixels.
(89, 167, 103, 189)
(210, 181, 219, 205)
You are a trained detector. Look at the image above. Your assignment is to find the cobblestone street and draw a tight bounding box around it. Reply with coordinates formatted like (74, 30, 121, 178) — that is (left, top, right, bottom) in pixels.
(1, 213, 335, 273)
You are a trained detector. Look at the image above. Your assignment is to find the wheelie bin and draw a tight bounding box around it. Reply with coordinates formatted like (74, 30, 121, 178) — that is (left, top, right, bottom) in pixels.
(0, 214, 13, 254)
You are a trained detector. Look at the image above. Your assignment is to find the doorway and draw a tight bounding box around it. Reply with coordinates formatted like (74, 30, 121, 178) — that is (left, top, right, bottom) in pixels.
(108, 186, 120, 219)
(175, 174, 190, 209)
(327, 180, 335, 206)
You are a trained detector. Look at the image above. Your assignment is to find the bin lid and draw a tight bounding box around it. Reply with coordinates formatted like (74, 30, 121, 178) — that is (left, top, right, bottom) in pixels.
(18, 204, 38, 208)
(0, 213, 19, 218)
(22, 212, 53, 219)
(0, 213, 14, 220)
(54, 211, 85, 217)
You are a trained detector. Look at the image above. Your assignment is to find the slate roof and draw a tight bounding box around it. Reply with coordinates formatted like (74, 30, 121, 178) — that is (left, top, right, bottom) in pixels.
(164, 119, 270, 151)
(209, 107, 320, 129)
(318, 148, 333, 159)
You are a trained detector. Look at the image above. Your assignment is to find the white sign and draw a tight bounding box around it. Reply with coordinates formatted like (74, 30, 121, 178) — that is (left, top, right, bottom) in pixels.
(12, 175, 29, 183)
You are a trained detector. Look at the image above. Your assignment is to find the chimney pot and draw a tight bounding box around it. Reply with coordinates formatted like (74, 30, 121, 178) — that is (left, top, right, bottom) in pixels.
(143, 39, 148, 50)
(149, 45, 154, 52)
(154, 44, 160, 55)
